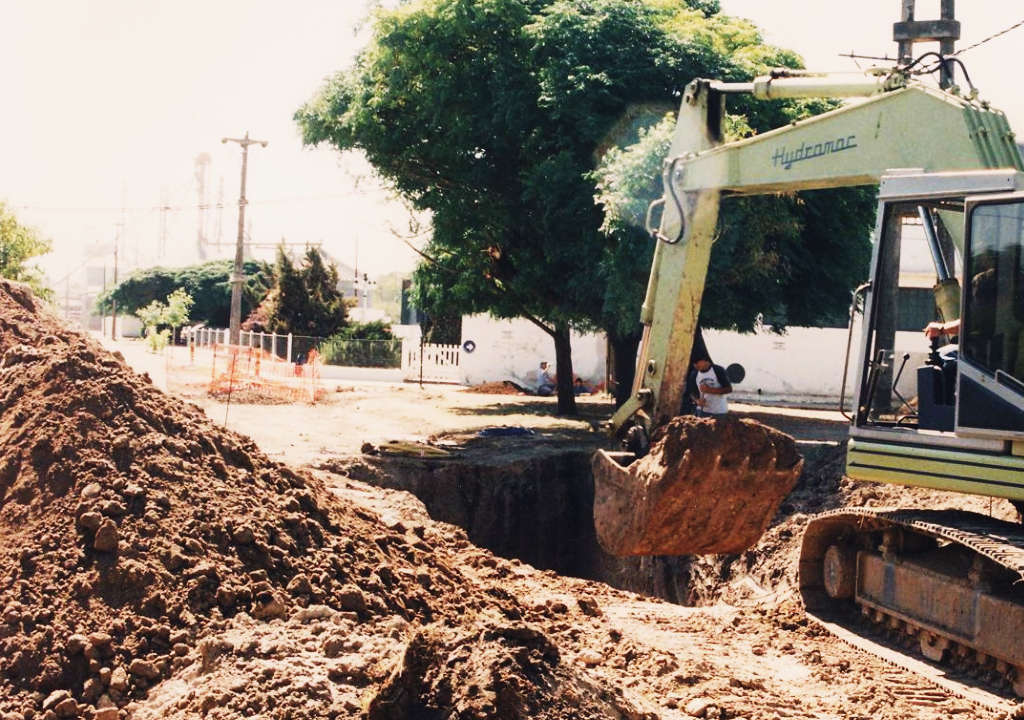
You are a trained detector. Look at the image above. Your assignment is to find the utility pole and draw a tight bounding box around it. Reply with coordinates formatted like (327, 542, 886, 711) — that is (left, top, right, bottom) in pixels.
(894, 0, 959, 88)
(353, 234, 359, 298)
(222, 132, 268, 345)
(111, 209, 124, 340)
(215, 176, 225, 248)
(194, 153, 211, 260)
(111, 231, 119, 340)
(159, 188, 169, 261)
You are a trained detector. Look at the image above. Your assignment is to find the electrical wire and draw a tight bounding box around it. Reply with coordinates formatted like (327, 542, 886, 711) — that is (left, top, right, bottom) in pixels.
(8, 189, 387, 215)
(896, 17, 1024, 96)
(954, 17, 1024, 56)
(900, 51, 976, 94)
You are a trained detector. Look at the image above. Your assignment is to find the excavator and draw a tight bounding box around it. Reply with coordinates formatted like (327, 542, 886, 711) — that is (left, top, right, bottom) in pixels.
(592, 7, 1024, 701)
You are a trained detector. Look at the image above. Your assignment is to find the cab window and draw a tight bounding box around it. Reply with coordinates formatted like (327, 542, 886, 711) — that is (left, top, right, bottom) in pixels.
(964, 202, 1024, 387)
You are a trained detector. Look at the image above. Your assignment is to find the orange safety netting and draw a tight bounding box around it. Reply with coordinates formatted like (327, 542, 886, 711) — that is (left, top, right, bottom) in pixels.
(166, 343, 324, 404)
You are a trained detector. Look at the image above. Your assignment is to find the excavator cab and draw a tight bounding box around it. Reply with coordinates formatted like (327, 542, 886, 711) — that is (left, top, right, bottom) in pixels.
(798, 178, 1024, 696)
(847, 173, 1024, 492)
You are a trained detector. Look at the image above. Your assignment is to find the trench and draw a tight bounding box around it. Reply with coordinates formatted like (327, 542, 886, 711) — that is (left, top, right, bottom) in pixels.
(345, 441, 697, 604)
(339, 417, 852, 606)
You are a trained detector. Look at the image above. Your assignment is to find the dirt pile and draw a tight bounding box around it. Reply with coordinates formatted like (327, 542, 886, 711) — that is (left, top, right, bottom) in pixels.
(364, 619, 643, 720)
(462, 381, 527, 395)
(0, 279, 643, 719)
(592, 416, 802, 556)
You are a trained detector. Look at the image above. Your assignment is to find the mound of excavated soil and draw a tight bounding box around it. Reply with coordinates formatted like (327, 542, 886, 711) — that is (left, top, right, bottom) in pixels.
(0, 279, 645, 719)
(462, 381, 527, 395)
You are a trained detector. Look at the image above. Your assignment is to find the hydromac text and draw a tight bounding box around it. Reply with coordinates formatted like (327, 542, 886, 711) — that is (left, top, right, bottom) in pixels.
(772, 135, 858, 170)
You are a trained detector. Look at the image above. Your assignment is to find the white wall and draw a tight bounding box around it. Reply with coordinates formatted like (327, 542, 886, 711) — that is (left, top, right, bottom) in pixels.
(702, 325, 854, 404)
(402, 315, 930, 404)
(703, 321, 927, 405)
(349, 307, 390, 324)
(458, 315, 606, 389)
(390, 324, 421, 343)
(101, 314, 143, 339)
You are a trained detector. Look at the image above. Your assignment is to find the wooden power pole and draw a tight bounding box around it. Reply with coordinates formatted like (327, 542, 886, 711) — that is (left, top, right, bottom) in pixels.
(111, 214, 123, 340)
(222, 132, 267, 345)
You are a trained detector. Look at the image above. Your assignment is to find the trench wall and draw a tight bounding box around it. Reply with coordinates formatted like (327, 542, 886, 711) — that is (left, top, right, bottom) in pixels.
(351, 447, 695, 603)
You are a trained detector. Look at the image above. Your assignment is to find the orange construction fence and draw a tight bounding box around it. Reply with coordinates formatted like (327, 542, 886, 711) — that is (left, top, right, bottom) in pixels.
(166, 342, 324, 404)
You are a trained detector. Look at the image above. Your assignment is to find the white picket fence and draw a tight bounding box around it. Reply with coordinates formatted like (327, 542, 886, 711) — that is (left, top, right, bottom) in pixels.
(186, 326, 297, 362)
(401, 342, 462, 383)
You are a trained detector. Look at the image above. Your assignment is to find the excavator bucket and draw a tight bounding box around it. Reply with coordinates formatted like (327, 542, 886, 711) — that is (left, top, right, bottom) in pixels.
(592, 416, 803, 556)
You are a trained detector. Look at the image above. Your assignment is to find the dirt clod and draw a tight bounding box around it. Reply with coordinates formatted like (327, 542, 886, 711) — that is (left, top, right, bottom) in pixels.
(92, 519, 119, 552)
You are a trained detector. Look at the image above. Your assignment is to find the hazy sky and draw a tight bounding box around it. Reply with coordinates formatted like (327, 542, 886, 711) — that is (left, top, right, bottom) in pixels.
(2, 1, 1022, 289)
(1, 0, 413, 284)
(721, 0, 1024, 126)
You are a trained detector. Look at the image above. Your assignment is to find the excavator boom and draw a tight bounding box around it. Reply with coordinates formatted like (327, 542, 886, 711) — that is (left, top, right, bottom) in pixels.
(594, 69, 1023, 558)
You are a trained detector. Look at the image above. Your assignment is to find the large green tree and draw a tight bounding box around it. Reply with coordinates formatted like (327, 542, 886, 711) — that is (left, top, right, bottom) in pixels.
(98, 259, 273, 328)
(0, 202, 53, 301)
(297, 0, 875, 412)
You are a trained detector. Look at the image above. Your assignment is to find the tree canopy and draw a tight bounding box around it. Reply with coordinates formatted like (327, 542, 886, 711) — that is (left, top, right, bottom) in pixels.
(0, 202, 53, 301)
(296, 0, 876, 409)
(265, 247, 348, 337)
(97, 260, 273, 327)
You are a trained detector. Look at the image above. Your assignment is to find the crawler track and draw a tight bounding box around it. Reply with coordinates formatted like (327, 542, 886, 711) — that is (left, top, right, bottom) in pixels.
(801, 508, 1024, 716)
(811, 606, 1017, 715)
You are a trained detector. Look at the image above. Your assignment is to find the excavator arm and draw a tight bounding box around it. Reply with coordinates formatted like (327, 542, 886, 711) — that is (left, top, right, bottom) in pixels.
(593, 68, 1023, 558)
(611, 69, 1021, 437)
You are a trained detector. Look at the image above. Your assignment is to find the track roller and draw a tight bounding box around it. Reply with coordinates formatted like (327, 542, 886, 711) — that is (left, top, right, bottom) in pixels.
(822, 544, 856, 599)
(919, 632, 949, 662)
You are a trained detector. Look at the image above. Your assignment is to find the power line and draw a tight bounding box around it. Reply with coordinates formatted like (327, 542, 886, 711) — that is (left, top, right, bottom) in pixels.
(842, 18, 1024, 74)
(8, 190, 385, 215)
(954, 18, 1024, 56)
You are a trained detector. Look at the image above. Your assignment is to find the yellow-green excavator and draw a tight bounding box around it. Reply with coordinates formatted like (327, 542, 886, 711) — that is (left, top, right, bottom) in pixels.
(592, 6, 1024, 699)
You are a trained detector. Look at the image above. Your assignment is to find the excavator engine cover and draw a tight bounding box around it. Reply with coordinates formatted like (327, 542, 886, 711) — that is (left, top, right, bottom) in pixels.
(592, 416, 803, 556)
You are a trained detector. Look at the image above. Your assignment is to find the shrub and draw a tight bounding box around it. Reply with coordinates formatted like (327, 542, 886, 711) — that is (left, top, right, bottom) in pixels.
(135, 289, 193, 352)
(319, 336, 402, 368)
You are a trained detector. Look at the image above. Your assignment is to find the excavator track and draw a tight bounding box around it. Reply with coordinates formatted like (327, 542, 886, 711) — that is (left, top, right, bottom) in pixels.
(812, 602, 1017, 715)
(800, 508, 1024, 716)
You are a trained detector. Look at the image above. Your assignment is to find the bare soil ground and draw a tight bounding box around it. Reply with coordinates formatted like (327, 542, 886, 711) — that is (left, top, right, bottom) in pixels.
(3, 296, 1014, 719)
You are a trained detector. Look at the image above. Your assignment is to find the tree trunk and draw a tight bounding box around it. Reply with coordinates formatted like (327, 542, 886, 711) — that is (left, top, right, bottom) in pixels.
(608, 330, 642, 408)
(552, 322, 577, 416)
